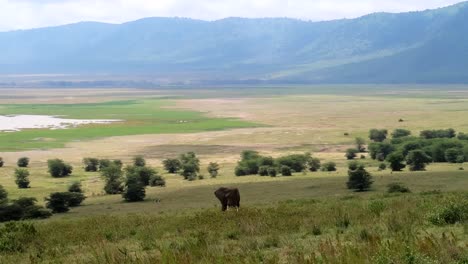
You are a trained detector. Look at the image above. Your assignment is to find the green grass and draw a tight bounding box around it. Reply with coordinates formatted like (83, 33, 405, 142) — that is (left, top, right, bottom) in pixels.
(0, 99, 258, 151)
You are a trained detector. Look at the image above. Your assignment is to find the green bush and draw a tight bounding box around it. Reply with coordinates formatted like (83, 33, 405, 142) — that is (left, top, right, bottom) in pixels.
(149, 175, 166, 187)
(14, 168, 30, 189)
(308, 157, 321, 172)
(429, 200, 468, 226)
(83, 158, 99, 172)
(68, 182, 83, 193)
(392, 129, 411, 138)
(163, 158, 182, 173)
(133, 156, 146, 167)
(0, 185, 7, 203)
(67, 192, 86, 207)
(280, 166, 292, 176)
(101, 165, 124, 194)
(345, 148, 359, 160)
(180, 152, 200, 180)
(126, 166, 157, 186)
(16, 157, 29, 168)
(268, 167, 277, 177)
(347, 163, 373, 192)
(406, 150, 432, 171)
(122, 175, 146, 202)
(258, 166, 270, 176)
(45, 192, 82, 213)
(378, 163, 387, 171)
(276, 153, 310, 172)
(0, 197, 51, 222)
(387, 183, 411, 193)
(47, 159, 73, 178)
(207, 162, 220, 178)
(445, 148, 464, 163)
(386, 152, 406, 171)
(369, 129, 388, 142)
(321, 162, 337, 172)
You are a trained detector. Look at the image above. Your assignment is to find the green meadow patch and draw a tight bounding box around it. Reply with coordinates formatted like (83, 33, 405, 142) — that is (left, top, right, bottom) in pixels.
(0, 100, 258, 151)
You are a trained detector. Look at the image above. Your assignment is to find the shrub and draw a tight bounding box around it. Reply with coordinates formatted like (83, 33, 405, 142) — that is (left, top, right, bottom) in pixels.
(112, 160, 123, 169)
(392, 129, 411, 138)
(360, 155, 366, 159)
(68, 182, 83, 193)
(98, 159, 111, 170)
(207, 162, 220, 178)
(445, 148, 464, 163)
(0, 157, 3, 167)
(47, 159, 73, 178)
(0, 185, 7, 203)
(133, 156, 146, 167)
(45, 192, 73, 213)
(345, 148, 359, 160)
(406, 150, 432, 171)
(259, 156, 275, 167)
(387, 183, 411, 193)
(101, 165, 124, 195)
(280, 166, 292, 176)
(368, 142, 395, 160)
(180, 152, 200, 179)
(0, 222, 37, 252)
(149, 175, 166, 187)
(356, 137, 366, 152)
(235, 166, 249, 176)
(386, 152, 406, 171)
(16, 157, 29, 168)
(321, 162, 337, 172)
(369, 129, 388, 142)
(420, 129, 456, 139)
(308, 158, 321, 172)
(258, 166, 269, 176)
(126, 166, 157, 186)
(122, 175, 146, 202)
(83, 158, 99, 172)
(235, 150, 261, 176)
(14, 168, 30, 189)
(268, 167, 277, 177)
(198, 174, 205, 180)
(67, 192, 86, 207)
(311, 225, 322, 236)
(347, 163, 373, 192)
(429, 200, 468, 225)
(378, 163, 387, 171)
(276, 153, 310, 172)
(163, 158, 182, 173)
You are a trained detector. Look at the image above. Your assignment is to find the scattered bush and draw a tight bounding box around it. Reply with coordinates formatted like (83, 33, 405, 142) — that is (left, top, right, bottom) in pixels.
(392, 129, 411, 139)
(386, 152, 406, 171)
(207, 162, 220, 178)
(406, 150, 432, 171)
(356, 137, 366, 152)
(149, 175, 166, 187)
(280, 166, 292, 176)
(98, 159, 111, 170)
(387, 183, 411, 193)
(445, 148, 464, 163)
(198, 174, 205, 180)
(259, 166, 270, 176)
(276, 153, 310, 172)
(122, 175, 146, 202)
(83, 158, 99, 172)
(68, 182, 83, 193)
(126, 166, 157, 186)
(45, 192, 71, 213)
(321, 162, 337, 172)
(369, 129, 388, 142)
(308, 157, 321, 172)
(0, 185, 7, 203)
(163, 158, 182, 173)
(429, 200, 468, 226)
(14, 168, 30, 189)
(347, 162, 373, 192)
(420, 128, 456, 139)
(133, 156, 146, 167)
(16, 157, 29, 168)
(311, 225, 322, 236)
(268, 167, 277, 177)
(101, 165, 124, 194)
(180, 152, 200, 180)
(345, 148, 359, 160)
(378, 163, 387, 171)
(47, 159, 73, 178)
(0, 194, 51, 222)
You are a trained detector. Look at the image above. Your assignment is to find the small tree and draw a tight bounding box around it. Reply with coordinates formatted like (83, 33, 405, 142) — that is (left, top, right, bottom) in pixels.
(149, 175, 166, 187)
(14, 168, 30, 189)
(345, 148, 359, 160)
(308, 157, 321, 172)
(406, 150, 432, 171)
(163, 158, 182, 173)
(68, 182, 83, 193)
(125, 166, 157, 186)
(207, 162, 220, 178)
(322, 162, 337, 172)
(355, 137, 366, 152)
(98, 159, 112, 171)
(101, 165, 124, 194)
(180, 152, 200, 180)
(347, 163, 373, 192)
(0, 157, 4, 168)
(268, 167, 277, 177)
(281, 166, 292, 176)
(17, 157, 30, 168)
(445, 148, 463, 163)
(67, 192, 86, 207)
(392, 129, 411, 138)
(369, 129, 388, 142)
(45, 192, 71, 213)
(386, 152, 406, 171)
(122, 175, 146, 202)
(83, 158, 99, 172)
(0, 185, 8, 203)
(133, 156, 146, 167)
(259, 166, 269, 176)
(47, 159, 73, 178)
(378, 163, 387, 171)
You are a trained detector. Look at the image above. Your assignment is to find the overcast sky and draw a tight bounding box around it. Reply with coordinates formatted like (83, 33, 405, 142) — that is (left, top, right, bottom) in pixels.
(0, 0, 464, 31)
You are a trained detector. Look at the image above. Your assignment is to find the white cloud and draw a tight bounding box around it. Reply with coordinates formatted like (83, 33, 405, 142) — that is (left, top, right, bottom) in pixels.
(0, 0, 464, 31)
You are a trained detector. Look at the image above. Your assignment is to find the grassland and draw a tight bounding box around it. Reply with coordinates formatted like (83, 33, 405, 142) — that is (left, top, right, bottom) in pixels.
(0, 86, 468, 263)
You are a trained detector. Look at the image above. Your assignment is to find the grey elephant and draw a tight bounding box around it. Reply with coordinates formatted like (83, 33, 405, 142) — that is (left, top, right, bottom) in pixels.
(214, 187, 240, 211)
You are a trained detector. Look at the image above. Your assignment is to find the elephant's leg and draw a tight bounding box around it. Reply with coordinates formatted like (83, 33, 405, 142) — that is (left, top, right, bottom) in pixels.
(222, 201, 228, 211)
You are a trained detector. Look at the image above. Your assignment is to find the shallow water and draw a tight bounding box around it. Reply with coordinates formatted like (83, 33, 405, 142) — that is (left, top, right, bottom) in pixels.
(0, 115, 121, 132)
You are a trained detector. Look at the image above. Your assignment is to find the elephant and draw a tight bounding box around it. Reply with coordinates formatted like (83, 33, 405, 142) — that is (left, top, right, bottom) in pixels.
(214, 187, 240, 211)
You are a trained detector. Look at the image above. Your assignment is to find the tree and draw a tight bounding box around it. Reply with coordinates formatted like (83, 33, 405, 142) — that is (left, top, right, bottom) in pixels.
(17, 157, 29, 168)
(14, 168, 30, 189)
(355, 137, 366, 152)
(308, 157, 321, 172)
(163, 158, 182, 173)
(406, 150, 432, 171)
(66, 192, 86, 207)
(345, 148, 359, 160)
(368, 142, 395, 160)
(0, 185, 7, 203)
(386, 152, 406, 171)
(420, 129, 456, 139)
(47, 159, 73, 178)
(378, 163, 387, 171)
(149, 175, 166, 187)
(391, 129, 411, 139)
(133, 156, 146, 167)
(369, 129, 388, 142)
(83, 158, 99, 172)
(346, 163, 373, 192)
(180, 152, 200, 180)
(125, 166, 157, 186)
(0, 157, 3, 167)
(268, 167, 277, 177)
(101, 165, 124, 194)
(45, 192, 71, 213)
(122, 175, 146, 202)
(98, 159, 112, 170)
(445, 148, 464, 163)
(280, 166, 292, 176)
(207, 162, 220, 178)
(322, 162, 337, 172)
(258, 166, 270, 176)
(68, 182, 83, 193)
(276, 153, 310, 172)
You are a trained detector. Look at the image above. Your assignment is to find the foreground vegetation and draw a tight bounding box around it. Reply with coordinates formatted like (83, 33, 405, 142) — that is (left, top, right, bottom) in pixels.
(0, 191, 466, 263)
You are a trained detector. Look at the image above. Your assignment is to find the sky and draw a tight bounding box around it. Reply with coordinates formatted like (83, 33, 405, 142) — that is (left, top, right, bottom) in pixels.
(0, 0, 464, 31)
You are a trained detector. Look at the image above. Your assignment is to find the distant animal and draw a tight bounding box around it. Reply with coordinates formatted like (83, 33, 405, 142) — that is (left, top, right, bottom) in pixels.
(214, 187, 240, 211)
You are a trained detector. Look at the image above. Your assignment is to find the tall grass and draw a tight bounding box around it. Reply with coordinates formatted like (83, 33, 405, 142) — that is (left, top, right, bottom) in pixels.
(0, 192, 467, 263)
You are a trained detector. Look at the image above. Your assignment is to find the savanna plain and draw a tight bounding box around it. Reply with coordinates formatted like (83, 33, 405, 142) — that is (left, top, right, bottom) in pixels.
(0, 86, 467, 263)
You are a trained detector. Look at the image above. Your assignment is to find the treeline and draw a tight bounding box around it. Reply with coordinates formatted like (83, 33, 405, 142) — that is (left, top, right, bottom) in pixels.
(365, 128, 468, 171)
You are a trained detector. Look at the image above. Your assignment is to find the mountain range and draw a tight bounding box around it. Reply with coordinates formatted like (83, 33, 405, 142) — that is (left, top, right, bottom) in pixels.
(1, 1, 468, 84)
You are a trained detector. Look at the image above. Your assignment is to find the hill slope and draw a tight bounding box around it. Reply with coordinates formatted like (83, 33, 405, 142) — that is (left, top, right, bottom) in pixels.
(1, 2, 468, 83)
